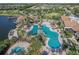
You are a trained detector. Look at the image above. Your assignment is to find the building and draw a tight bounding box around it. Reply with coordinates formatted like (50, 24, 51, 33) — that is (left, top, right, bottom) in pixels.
(61, 16, 79, 40)
(16, 15, 26, 23)
(61, 16, 79, 32)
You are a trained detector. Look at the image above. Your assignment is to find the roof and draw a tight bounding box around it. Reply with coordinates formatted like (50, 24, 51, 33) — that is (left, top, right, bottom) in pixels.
(17, 15, 25, 20)
(28, 15, 35, 19)
(61, 16, 79, 32)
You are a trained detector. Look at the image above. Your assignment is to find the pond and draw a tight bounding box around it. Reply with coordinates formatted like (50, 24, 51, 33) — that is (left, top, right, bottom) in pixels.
(0, 16, 16, 39)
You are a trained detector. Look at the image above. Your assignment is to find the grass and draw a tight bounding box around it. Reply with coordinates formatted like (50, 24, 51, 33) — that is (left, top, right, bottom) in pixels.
(64, 30, 73, 38)
(0, 10, 20, 16)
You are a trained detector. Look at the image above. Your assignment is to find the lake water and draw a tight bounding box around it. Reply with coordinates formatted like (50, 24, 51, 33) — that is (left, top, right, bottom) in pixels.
(0, 16, 16, 39)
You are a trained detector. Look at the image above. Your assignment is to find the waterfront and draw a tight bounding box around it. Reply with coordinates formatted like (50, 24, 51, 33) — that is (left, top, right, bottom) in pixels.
(0, 4, 79, 55)
(0, 16, 16, 39)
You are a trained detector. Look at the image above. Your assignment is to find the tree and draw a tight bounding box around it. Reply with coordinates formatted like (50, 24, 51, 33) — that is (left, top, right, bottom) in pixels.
(27, 35, 43, 55)
(64, 30, 73, 38)
(0, 39, 10, 54)
(72, 7, 79, 16)
(67, 43, 78, 55)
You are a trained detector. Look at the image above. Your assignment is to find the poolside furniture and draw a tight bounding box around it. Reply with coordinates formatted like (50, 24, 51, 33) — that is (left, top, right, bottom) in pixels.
(41, 51, 48, 55)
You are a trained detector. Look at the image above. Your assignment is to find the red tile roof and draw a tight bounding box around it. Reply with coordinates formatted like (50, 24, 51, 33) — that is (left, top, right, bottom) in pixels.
(17, 15, 25, 20)
(61, 16, 79, 32)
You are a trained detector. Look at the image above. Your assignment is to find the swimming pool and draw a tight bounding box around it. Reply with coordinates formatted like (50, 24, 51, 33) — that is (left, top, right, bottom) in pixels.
(42, 25, 61, 49)
(27, 24, 61, 49)
(11, 47, 25, 54)
(27, 24, 38, 35)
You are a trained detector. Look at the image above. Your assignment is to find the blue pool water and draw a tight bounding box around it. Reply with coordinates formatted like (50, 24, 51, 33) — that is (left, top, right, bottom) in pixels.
(11, 47, 24, 54)
(27, 24, 38, 35)
(0, 16, 16, 39)
(27, 24, 61, 49)
(42, 25, 61, 48)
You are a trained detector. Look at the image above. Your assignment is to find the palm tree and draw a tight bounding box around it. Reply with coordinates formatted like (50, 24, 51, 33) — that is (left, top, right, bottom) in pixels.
(67, 43, 78, 55)
(27, 36, 43, 55)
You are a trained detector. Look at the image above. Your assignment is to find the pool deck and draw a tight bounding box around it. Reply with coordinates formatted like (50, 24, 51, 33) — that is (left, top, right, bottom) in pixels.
(6, 41, 30, 55)
(42, 21, 63, 54)
(49, 27, 63, 45)
(42, 22, 62, 44)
